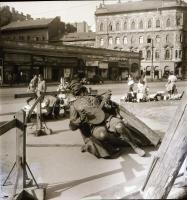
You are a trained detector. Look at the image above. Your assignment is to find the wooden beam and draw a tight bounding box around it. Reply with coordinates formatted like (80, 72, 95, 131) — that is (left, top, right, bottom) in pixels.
(14, 91, 65, 98)
(142, 95, 187, 199)
(16, 110, 26, 191)
(0, 119, 16, 136)
(119, 105, 160, 146)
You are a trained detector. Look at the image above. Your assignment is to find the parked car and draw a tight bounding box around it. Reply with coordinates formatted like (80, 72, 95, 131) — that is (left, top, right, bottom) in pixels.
(87, 75, 104, 84)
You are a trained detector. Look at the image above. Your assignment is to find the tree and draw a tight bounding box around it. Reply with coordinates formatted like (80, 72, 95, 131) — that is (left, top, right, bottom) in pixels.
(65, 23, 77, 33)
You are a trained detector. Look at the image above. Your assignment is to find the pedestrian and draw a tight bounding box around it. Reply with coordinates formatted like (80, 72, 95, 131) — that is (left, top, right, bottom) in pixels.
(0, 74, 2, 86)
(69, 80, 145, 159)
(127, 74, 134, 92)
(165, 71, 177, 98)
(26, 75, 38, 105)
(37, 74, 47, 97)
(7, 73, 12, 86)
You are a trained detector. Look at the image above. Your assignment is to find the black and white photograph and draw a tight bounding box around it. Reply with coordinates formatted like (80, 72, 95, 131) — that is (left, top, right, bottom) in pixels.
(0, 0, 187, 199)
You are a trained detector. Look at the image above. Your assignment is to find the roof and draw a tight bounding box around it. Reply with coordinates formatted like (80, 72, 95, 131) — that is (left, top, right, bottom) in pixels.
(95, 0, 187, 15)
(61, 32, 96, 42)
(1, 18, 54, 31)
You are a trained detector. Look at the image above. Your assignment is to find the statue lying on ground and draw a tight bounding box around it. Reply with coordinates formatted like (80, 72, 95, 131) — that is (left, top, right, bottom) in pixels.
(68, 80, 160, 159)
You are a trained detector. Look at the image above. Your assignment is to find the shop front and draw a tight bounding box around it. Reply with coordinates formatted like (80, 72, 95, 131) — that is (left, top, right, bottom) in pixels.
(108, 62, 119, 80)
(98, 62, 108, 80)
(119, 61, 129, 80)
(85, 60, 99, 79)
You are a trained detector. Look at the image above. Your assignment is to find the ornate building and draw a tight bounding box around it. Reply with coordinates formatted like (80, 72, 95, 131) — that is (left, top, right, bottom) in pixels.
(95, 0, 187, 79)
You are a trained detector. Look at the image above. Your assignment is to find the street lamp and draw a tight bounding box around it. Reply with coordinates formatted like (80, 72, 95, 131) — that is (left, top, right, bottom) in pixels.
(147, 38, 154, 81)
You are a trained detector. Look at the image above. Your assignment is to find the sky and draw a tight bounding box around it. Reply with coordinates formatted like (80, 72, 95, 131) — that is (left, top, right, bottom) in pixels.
(0, 0, 138, 31)
(1, 0, 187, 31)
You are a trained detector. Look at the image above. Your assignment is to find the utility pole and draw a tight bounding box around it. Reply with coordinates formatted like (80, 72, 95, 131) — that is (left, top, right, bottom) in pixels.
(151, 39, 154, 81)
(147, 38, 154, 81)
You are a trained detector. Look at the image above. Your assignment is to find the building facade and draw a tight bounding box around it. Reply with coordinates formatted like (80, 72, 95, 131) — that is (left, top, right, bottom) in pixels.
(0, 17, 64, 43)
(72, 21, 91, 33)
(0, 41, 140, 84)
(95, 0, 187, 79)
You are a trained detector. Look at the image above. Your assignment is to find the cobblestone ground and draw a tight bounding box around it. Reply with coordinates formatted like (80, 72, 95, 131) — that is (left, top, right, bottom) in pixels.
(0, 81, 187, 200)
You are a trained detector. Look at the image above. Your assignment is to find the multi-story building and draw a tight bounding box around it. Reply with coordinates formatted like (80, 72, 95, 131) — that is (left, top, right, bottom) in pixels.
(72, 21, 91, 33)
(0, 17, 64, 43)
(95, 0, 187, 79)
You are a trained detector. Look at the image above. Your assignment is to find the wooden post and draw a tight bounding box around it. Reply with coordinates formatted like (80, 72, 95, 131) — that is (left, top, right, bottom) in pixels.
(142, 95, 187, 199)
(15, 110, 26, 195)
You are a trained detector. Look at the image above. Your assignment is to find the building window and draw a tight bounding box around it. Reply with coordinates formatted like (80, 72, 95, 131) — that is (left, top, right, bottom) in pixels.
(42, 36, 45, 41)
(139, 20, 143, 29)
(146, 66, 151, 75)
(100, 23, 104, 31)
(139, 50, 143, 58)
(147, 50, 151, 59)
(180, 34, 183, 42)
(155, 50, 160, 59)
(124, 22, 127, 30)
(100, 38, 104, 46)
(179, 50, 182, 58)
(147, 36, 152, 44)
(36, 37, 39, 41)
(27, 36, 30, 41)
(156, 35, 160, 43)
(156, 19, 160, 28)
(131, 21, 135, 29)
(115, 37, 120, 45)
(166, 34, 170, 43)
(131, 36, 135, 44)
(116, 22, 120, 31)
(109, 23, 113, 31)
(123, 36, 127, 44)
(176, 16, 182, 26)
(139, 36, 143, 44)
(109, 37, 113, 45)
(148, 19, 152, 28)
(166, 18, 171, 27)
(175, 50, 178, 58)
(165, 49, 170, 59)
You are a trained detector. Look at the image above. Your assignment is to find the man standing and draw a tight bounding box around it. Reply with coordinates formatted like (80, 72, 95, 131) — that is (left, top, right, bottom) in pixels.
(26, 75, 38, 104)
(165, 71, 177, 98)
(37, 74, 47, 97)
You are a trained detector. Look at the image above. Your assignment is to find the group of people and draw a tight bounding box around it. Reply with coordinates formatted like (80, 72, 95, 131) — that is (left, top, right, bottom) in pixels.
(126, 73, 149, 102)
(125, 71, 183, 102)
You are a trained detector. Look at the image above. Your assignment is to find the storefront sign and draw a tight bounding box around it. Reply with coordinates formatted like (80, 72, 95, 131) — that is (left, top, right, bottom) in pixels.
(99, 62, 108, 69)
(86, 61, 99, 66)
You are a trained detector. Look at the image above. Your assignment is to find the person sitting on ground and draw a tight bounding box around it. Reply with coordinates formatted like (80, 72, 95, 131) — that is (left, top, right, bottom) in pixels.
(26, 75, 38, 105)
(136, 79, 149, 103)
(125, 74, 136, 102)
(69, 80, 146, 159)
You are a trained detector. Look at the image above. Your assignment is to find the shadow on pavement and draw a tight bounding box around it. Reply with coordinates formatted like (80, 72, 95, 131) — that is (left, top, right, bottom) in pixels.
(45, 147, 156, 199)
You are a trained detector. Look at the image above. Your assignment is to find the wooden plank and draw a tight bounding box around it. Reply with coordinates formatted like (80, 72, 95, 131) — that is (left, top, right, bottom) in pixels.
(16, 110, 26, 191)
(0, 119, 16, 136)
(14, 91, 65, 98)
(26, 95, 43, 121)
(142, 95, 187, 199)
(119, 105, 160, 146)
